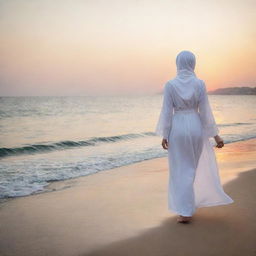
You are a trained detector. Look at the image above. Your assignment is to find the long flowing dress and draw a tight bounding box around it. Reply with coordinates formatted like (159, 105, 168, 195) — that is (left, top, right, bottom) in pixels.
(155, 76, 234, 217)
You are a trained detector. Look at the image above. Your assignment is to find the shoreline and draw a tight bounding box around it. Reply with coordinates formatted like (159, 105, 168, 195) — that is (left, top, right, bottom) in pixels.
(0, 138, 255, 256)
(1, 137, 255, 206)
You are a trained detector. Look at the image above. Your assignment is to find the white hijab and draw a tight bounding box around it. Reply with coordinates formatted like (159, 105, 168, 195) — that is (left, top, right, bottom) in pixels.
(169, 50, 200, 100)
(176, 50, 196, 75)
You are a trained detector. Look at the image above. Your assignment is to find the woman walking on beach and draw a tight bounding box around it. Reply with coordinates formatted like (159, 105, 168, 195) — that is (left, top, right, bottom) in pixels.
(155, 50, 233, 223)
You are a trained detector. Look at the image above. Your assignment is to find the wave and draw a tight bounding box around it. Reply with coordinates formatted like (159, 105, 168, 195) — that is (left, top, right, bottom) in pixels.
(0, 132, 155, 158)
(223, 134, 256, 144)
(0, 133, 255, 199)
(218, 122, 253, 127)
(0, 129, 255, 158)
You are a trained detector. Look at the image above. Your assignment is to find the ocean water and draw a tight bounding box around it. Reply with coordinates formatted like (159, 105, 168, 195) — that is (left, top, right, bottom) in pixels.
(0, 95, 255, 199)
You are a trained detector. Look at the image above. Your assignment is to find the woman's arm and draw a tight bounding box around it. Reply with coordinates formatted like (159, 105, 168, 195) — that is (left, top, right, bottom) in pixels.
(155, 82, 174, 149)
(198, 80, 224, 147)
(198, 80, 219, 138)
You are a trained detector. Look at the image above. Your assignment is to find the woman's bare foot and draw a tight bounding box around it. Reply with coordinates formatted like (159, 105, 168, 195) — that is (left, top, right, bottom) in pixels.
(177, 215, 192, 223)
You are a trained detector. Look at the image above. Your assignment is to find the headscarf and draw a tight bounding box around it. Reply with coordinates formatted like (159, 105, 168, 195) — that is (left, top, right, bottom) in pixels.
(169, 50, 199, 100)
(176, 50, 196, 78)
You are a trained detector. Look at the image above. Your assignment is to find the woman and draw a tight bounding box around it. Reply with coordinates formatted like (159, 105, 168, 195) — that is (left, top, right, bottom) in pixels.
(155, 50, 233, 223)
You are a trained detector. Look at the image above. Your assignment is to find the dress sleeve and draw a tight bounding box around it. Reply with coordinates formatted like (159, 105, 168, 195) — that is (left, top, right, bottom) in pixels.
(155, 82, 174, 140)
(198, 80, 219, 138)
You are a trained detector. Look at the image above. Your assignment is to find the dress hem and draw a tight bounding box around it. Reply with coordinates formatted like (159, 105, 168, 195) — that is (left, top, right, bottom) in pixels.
(168, 199, 234, 216)
(195, 199, 234, 208)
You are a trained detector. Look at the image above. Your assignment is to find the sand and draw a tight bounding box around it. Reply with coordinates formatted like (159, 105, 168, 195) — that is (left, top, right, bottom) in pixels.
(0, 139, 255, 256)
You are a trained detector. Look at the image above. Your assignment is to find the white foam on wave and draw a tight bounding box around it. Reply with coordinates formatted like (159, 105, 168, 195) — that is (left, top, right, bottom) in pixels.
(0, 134, 255, 200)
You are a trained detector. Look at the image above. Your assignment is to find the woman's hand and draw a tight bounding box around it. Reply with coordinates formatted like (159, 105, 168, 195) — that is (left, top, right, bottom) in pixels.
(214, 135, 224, 148)
(162, 138, 168, 150)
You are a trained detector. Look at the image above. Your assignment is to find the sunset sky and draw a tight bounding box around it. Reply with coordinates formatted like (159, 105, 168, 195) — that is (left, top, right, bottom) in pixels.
(0, 0, 255, 96)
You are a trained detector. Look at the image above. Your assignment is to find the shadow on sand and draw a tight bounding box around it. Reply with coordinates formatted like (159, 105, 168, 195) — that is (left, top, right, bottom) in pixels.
(81, 169, 256, 256)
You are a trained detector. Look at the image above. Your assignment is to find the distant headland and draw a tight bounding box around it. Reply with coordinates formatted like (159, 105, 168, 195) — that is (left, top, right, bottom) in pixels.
(208, 87, 256, 95)
(156, 86, 256, 95)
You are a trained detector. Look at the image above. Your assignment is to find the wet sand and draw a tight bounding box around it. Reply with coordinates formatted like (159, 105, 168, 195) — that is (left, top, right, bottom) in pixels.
(0, 139, 255, 256)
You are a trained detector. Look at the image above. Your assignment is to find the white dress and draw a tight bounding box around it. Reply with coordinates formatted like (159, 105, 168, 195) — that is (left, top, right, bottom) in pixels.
(155, 76, 233, 217)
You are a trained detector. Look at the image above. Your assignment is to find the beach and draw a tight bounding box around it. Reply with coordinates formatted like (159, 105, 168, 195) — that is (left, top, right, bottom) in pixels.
(1, 1, 256, 255)
(0, 138, 255, 256)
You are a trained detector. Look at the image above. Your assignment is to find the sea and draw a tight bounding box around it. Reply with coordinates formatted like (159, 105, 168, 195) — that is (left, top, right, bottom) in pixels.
(0, 95, 255, 200)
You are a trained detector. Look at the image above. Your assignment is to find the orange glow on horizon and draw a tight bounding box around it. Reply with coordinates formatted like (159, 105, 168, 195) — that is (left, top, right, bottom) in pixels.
(0, 0, 255, 96)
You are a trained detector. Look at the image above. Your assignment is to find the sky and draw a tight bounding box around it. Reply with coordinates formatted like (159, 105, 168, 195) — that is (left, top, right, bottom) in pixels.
(0, 0, 255, 96)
